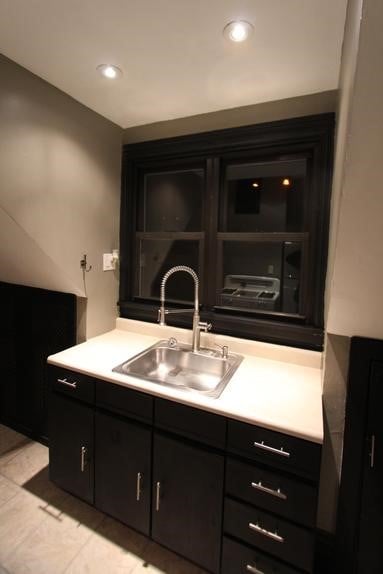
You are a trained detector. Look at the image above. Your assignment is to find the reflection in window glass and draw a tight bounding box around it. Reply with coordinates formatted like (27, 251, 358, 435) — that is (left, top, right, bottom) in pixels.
(219, 241, 302, 315)
(136, 239, 199, 303)
(220, 159, 306, 232)
(140, 169, 204, 232)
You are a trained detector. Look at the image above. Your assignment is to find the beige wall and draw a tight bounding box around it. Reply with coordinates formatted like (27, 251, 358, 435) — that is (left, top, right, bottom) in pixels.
(0, 54, 123, 339)
(319, 0, 383, 534)
(123, 90, 337, 143)
(326, 0, 383, 337)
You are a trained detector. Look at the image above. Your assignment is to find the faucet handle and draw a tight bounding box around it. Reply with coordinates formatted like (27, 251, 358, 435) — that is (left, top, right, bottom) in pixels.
(199, 321, 212, 332)
(215, 343, 229, 359)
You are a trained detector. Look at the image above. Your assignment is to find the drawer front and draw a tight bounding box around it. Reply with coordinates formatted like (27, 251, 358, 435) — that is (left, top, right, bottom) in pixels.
(226, 458, 317, 527)
(50, 366, 94, 404)
(222, 536, 301, 574)
(227, 419, 321, 480)
(154, 398, 226, 449)
(96, 380, 153, 424)
(224, 498, 314, 573)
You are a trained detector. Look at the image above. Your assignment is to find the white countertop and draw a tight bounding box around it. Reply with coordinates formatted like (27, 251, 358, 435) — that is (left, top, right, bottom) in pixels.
(47, 318, 324, 444)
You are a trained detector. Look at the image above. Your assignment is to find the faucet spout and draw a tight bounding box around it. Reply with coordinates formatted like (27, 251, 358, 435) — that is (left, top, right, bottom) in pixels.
(158, 266, 210, 351)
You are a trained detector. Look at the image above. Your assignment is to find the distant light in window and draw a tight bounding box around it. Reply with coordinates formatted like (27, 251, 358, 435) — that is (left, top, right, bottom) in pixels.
(282, 178, 291, 186)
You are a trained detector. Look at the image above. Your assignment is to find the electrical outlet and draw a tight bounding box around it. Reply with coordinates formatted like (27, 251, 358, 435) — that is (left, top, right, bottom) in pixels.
(103, 253, 115, 271)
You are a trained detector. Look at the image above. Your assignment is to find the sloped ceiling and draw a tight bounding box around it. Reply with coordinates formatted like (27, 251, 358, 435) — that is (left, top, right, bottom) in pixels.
(0, 0, 348, 128)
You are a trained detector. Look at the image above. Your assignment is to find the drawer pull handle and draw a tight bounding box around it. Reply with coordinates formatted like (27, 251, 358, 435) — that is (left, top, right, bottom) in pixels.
(80, 446, 87, 472)
(136, 472, 142, 501)
(57, 377, 77, 389)
(253, 440, 290, 458)
(370, 434, 375, 469)
(251, 481, 287, 500)
(246, 564, 265, 574)
(155, 481, 161, 511)
(249, 522, 284, 543)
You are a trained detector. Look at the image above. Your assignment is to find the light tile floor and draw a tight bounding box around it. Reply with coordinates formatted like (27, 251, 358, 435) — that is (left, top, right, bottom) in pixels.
(0, 424, 208, 574)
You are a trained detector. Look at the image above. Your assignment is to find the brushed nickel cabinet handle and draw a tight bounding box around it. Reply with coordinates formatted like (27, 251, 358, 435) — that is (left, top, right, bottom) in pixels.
(370, 434, 376, 468)
(155, 481, 161, 511)
(249, 522, 284, 543)
(253, 440, 290, 458)
(80, 446, 87, 472)
(251, 481, 287, 500)
(246, 564, 265, 574)
(136, 472, 142, 501)
(57, 377, 77, 389)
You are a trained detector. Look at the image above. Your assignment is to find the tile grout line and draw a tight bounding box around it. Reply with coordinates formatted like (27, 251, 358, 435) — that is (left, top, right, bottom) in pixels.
(61, 515, 109, 574)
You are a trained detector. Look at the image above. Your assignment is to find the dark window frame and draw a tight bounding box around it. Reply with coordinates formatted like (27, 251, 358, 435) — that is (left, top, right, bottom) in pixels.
(120, 114, 334, 350)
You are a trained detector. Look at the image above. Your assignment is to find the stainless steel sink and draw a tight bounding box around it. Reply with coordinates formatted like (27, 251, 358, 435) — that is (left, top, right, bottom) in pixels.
(113, 340, 242, 398)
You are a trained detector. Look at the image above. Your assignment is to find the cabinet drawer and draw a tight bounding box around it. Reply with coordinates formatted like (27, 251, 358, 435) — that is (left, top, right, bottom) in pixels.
(226, 458, 317, 527)
(227, 420, 321, 480)
(224, 498, 314, 573)
(154, 398, 226, 449)
(96, 380, 153, 423)
(50, 366, 94, 404)
(222, 536, 301, 574)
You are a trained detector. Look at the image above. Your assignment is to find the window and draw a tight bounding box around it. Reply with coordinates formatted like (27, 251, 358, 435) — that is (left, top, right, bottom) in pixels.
(120, 115, 334, 350)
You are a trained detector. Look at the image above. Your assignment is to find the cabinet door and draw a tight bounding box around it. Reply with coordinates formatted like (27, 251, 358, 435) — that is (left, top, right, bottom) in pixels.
(49, 393, 94, 504)
(357, 361, 383, 573)
(152, 433, 224, 574)
(95, 412, 151, 535)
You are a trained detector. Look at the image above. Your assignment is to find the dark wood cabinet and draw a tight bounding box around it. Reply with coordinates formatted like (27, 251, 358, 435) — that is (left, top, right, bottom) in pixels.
(48, 365, 321, 574)
(224, 419, 319, 573)
(94, 411, 151, 535)
(0, 282, 76, 442)
(337, 338, 383, 574)
(152, 432, 224, 574)
(49, 392, 94, 504)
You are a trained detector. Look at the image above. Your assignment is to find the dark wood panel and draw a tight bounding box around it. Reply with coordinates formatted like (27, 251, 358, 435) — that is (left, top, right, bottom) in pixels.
(96, 379, 153, 423)
(50, 366, 95, 405)
(227, 419, 321, 481)
(152, 432, 224, 573)
(356, 361, 383, 573)
(336, 337, 383, 574)
(224, 497, 314, 573)
(95, 411, 151, 534)
(226, 457, 317, 527)
(154, 397, 226, 449)
(49, 393, 94, 504)
(222, 536, 301, 574)
(0, 282, 76, 442)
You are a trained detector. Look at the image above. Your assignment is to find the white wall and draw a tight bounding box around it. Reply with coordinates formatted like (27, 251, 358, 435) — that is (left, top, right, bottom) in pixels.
(0, 54, 122, 339)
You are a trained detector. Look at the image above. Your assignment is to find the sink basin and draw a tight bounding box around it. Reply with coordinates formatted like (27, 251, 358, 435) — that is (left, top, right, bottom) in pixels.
(113, 340, 243, 398)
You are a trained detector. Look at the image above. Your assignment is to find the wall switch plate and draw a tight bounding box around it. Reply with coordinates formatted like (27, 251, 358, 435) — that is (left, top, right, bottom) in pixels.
(103, 253, 115, 271)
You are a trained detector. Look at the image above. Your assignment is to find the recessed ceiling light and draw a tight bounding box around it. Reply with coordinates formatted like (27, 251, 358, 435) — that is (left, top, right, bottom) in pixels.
(223, 20, 254, 43)
(282, 178, 291, 186)
(97, 64, 122, 79)
(252, 182, 259, 188)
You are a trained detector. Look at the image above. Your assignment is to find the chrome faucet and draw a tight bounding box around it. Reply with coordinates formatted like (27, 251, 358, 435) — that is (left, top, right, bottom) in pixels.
(158, 266, 211, 352)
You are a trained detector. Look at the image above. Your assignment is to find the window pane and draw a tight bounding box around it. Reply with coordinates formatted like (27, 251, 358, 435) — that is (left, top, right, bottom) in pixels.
(220, 159, 306, 232)
(218, 241, 303, 315)
(136, 239, 200, 303)
(140, 169, 204, 232)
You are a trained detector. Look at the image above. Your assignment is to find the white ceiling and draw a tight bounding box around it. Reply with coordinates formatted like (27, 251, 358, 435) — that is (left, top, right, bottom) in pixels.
(0, 0, 347, 129)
